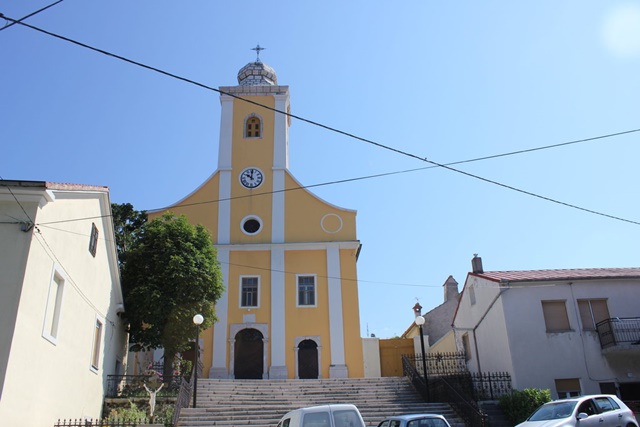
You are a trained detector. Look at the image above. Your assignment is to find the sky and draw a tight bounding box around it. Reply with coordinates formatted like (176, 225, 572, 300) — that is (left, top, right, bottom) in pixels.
(3, 1, 640, 339)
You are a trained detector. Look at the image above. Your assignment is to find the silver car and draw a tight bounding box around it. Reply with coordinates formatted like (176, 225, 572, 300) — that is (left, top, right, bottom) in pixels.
(377, 414, 452, 427)
(516, 394, 638, 427)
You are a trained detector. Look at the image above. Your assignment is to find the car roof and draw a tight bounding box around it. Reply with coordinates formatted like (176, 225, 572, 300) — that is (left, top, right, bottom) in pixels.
(384, 414, 447, 420)
(295, 404, 359, 412)
(544, 395, 619, 403)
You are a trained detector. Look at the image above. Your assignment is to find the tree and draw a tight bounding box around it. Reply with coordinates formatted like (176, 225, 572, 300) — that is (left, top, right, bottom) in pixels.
(111, 203, 147, 267)
(121, 212, 224, 377)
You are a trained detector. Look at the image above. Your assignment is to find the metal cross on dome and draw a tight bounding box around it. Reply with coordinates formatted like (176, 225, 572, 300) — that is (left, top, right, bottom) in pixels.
(251, 44, 265, 62)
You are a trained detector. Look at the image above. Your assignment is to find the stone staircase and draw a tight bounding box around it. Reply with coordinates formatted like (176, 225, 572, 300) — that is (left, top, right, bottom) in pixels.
(177, 377, 466, 427)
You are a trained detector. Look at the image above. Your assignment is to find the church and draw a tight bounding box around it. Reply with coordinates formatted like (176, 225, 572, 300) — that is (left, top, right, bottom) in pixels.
(149, 52, 364, 379)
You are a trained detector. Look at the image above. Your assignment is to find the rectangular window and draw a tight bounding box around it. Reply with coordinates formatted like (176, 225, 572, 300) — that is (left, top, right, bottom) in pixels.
(91, 318, 103, 370)
(43, 272, 65, 344)
(555, 378, 581, 398)
(297, 275, 316, 307)
(89, 223, 99, 257)
(541, 300, 571, 332)
(577, 299, 610, 331)
(240, 276, 259, 308)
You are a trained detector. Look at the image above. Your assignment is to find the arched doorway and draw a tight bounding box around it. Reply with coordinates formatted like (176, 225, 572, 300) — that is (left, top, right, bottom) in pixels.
(234, 328, 264, 379)
(297, 339, 319, 379)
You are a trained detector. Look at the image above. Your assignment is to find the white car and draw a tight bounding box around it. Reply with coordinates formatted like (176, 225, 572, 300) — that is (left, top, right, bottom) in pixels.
(516, 394, 638, 427)
(276, 404, 366, 427)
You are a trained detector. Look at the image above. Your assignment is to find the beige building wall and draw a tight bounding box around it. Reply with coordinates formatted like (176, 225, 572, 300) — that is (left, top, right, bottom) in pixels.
(0, 183, 127, 427)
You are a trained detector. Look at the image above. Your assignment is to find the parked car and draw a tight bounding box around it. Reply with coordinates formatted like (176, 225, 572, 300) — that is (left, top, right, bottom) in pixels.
(376, 414, 452, 427)
(516, 394, 638, 427)
(276, 404, 366, 427)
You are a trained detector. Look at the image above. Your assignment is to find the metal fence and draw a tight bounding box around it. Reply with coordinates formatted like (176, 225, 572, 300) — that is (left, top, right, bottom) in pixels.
(54, 417, 165, 427)
(403, 352, 512, 401)
(404, 351, 469, 377)
(402, 355, 487, 427)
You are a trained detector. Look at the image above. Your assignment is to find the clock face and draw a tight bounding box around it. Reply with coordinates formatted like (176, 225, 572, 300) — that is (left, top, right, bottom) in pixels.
(240, 168, 264, 188)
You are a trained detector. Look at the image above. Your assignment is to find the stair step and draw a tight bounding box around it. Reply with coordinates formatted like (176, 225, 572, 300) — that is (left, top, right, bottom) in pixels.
(177, 377, 467, 427)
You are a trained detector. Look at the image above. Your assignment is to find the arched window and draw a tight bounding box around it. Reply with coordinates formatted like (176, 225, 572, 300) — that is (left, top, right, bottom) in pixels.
(245, 115, 261, 138)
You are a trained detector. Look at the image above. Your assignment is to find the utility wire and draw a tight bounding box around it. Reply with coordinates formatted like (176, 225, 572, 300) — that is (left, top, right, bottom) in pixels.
(4, 15, 640, 226)
(0, 0, 64, 32)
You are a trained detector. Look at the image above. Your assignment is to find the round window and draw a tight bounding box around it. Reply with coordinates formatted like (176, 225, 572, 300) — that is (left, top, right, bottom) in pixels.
(242, 217, 262, 235)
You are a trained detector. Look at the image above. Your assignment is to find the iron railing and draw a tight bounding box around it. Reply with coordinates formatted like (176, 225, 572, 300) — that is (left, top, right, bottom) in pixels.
(404, 352, 468, 376)
(54, 417, 161, 427)
(596, 317, 640, 349)
(431, 377, 487, 427)
(171, 372, 193, 426)
(402, 355, 487, 427)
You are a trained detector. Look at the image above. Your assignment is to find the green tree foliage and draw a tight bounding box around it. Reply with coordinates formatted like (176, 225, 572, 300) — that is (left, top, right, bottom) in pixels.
(121, 212, 224, 376)
(111, 202, 147, 267)
(499, 388, 552, 425)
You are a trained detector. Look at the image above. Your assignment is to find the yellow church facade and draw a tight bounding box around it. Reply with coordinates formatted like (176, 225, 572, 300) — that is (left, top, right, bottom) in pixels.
(149, 59, 364, 379)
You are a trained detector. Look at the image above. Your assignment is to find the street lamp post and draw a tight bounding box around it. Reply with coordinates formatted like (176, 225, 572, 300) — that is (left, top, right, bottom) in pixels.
(414, 315, 430, 401)
(192, 314, 204, 408)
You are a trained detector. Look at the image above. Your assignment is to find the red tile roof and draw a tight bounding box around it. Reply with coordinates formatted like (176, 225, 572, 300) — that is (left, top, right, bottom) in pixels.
(472, 268, 640, 283)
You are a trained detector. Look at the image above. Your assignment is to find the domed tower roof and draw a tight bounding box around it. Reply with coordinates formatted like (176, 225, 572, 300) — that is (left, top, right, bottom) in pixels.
(237, 61, 278, 86)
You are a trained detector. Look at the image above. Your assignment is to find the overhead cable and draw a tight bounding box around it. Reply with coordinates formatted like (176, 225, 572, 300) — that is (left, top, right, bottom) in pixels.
(3, 15, 640, 226)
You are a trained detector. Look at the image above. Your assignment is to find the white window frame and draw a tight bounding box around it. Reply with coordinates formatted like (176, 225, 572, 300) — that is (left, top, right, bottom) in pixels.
(296, 274, 317, 308)
(90, 314, 105, 372)
(239, 275, 260, 308)
(42, 267, 66, 345)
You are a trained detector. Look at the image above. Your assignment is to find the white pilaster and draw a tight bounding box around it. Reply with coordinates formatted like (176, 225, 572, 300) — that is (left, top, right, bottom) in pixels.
(273, 94, 290, 170)
(272, 170, 285, 244)
(269, 247, 287, 379)
(217, 95, 234, 170)
(210, 247, 229, 378)
(326, 246, 347, 378)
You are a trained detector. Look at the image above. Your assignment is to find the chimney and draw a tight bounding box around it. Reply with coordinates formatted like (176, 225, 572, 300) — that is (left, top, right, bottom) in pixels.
(472, 254, 483, 274)
(443, 276, 459, 302)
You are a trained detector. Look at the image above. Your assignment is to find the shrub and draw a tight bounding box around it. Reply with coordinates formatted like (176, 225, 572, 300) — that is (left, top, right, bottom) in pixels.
(499, 388, 551, 425)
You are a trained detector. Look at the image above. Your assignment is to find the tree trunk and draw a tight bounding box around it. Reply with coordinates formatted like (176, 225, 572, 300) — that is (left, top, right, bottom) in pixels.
(163, 349, 176, 382)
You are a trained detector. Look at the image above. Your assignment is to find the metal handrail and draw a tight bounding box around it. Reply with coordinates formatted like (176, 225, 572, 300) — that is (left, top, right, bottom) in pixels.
(596, 317, 640, 349)
(402, 355, 487, 427)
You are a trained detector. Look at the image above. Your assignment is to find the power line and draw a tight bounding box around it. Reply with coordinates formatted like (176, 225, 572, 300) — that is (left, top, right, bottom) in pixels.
(4, 15, 640, 226)
(0, 0, 64, 32)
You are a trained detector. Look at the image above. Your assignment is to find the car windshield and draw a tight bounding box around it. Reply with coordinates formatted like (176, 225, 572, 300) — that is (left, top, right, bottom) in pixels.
(407, 418, 449, 427)
(529, 402, 577, 421)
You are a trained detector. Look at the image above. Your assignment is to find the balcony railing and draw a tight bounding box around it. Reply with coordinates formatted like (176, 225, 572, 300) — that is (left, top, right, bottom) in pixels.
(596, 317, 640, 349)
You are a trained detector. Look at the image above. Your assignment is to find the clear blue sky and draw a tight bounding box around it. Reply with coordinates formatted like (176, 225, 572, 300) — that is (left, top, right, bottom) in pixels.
(3, 1, 640, 339)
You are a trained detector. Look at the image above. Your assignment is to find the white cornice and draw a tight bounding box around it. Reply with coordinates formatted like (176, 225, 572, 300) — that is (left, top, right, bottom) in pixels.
(214, 240, 360, 252)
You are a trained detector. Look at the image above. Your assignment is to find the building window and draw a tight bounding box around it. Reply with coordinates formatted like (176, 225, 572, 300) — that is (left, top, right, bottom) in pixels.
(555, 378, 581, 398)
(297, 275, 316, 307)
(89, 223, 99, 257)
(577, 299, 610, 331)
(43, 271, 65, 344)
(91, 317, 103, 370)
(541, 300, 571, 332)
(241, 276, 259, 308)
(241, 216, 262, 235)
(245, 115, 262, 138)
(462, 333, 472, 361)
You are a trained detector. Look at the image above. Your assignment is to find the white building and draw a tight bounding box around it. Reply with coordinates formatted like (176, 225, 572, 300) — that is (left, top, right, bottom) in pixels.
(453, 256, 640, 401)
(0, 180, 128, 426)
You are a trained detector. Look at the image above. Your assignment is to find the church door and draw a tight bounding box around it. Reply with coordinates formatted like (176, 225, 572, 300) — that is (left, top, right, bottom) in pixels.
(234, 328, 264, 379)
(298, 339, 319, 379)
